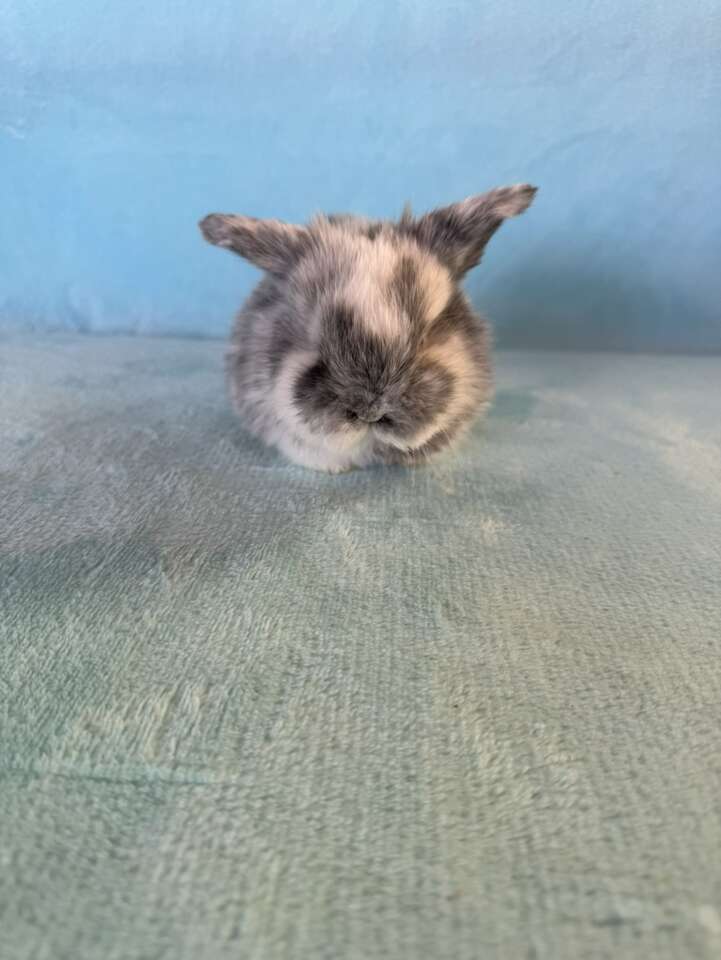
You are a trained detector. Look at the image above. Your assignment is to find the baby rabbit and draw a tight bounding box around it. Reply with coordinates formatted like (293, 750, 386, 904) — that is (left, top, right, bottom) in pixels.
(199, 184, 536, 472)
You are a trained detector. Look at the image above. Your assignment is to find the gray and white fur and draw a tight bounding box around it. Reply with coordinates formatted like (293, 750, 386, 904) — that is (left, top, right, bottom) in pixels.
(199, 184, 536, 472)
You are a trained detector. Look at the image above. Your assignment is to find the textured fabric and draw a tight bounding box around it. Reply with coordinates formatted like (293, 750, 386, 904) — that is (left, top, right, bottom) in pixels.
(1, 335, 720, 960)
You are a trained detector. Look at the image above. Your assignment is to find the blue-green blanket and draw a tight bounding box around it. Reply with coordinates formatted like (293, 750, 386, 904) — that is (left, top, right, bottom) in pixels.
(2, 336, 720, 959)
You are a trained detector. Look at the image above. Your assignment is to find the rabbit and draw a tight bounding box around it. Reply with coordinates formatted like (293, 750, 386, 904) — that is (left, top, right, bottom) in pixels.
(199, 184, 536, 472)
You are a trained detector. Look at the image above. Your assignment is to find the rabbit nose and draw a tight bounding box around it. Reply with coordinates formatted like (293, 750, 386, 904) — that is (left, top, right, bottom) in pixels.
(346, 407, 382, 423)
(358, 410, 383, 423)
(346, 400, 384, 423)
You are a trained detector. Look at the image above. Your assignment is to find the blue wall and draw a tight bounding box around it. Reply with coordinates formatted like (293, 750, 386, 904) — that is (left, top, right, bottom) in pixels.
(2, 1, 720, 351)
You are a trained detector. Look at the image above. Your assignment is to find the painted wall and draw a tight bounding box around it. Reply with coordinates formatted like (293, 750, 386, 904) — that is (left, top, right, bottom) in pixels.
(2, 1, 720, 351)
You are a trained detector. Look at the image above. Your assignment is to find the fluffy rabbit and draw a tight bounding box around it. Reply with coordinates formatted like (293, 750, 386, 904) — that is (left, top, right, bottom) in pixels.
(200, 184, 536, 472)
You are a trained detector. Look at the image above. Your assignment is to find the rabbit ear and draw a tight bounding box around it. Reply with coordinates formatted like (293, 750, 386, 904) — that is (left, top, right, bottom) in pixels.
(409, 184, 537, 276)
(199, 214, 310, 274)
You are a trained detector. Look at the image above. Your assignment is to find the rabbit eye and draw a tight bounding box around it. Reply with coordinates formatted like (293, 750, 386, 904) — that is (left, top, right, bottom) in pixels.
(376, 415, 394, 427)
